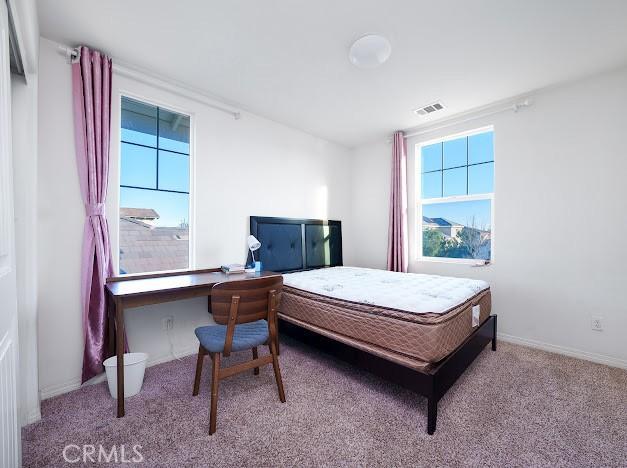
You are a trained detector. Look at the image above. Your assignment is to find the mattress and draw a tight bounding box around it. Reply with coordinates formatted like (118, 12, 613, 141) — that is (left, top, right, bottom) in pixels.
(279, 267, 492, 368)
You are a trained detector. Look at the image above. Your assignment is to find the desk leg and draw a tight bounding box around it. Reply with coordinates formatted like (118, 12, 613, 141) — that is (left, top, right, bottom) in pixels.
(115, 298, 125, 417)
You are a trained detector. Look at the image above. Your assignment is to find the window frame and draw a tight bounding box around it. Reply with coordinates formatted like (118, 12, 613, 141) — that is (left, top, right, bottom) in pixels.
(116, 92, 195, 275)
(415, 126, 495, 265)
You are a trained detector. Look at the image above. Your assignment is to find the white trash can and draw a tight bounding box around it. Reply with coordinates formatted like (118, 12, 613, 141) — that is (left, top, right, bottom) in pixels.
(103, 353, 148, 399)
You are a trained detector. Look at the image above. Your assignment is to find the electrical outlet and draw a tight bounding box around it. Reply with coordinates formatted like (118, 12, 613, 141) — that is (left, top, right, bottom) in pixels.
(590, 316, 603, 331)
(162, 316, 174, 331)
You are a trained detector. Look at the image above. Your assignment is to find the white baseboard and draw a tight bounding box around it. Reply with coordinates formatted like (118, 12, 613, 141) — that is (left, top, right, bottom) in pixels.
(144, 345, 198, 367)
(498, 333, 627, 370)
(39, 378, 87, 401)
(22, 407, 41, 426)
(39, 346, 198, 401)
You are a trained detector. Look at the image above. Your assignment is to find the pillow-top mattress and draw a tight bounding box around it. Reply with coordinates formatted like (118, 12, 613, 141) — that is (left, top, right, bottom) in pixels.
(282, 267, 489, 315)
(279, 267, 492, 367)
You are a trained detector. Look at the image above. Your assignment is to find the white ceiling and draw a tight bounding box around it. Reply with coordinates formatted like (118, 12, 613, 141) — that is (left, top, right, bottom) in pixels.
(38, 0, 627, 147)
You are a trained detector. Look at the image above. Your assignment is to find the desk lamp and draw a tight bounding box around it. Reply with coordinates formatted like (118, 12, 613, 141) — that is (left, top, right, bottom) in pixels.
(247, 235, 262, 271)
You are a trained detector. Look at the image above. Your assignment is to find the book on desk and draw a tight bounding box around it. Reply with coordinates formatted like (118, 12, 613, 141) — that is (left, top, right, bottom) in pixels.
(221, 264, 247, 274)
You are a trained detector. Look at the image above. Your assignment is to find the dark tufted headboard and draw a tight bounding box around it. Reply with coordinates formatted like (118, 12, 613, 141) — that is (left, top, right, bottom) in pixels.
(249, 216, 343, 273)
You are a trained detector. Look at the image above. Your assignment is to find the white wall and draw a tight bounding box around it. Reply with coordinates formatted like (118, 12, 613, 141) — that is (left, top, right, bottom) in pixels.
(349, 141, 390, 270)
(37, 38, 353, 398)
(350, 66, 627, 368)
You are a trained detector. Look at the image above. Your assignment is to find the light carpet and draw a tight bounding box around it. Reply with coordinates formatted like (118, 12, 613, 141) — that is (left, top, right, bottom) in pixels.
(22, 337, 627, 467)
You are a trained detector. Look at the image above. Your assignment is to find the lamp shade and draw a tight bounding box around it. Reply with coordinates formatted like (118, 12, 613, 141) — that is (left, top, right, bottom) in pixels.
(247, 235, 261, 251)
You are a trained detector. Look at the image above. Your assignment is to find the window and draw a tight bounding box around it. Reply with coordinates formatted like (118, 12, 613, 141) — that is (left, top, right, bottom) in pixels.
(417, 128, 494, 263)
(119, 96, 191, 274)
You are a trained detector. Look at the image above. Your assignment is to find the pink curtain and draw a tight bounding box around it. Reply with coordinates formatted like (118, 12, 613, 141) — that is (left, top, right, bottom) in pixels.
(387, 131, 408, 272)
(72, 46, 115, 383)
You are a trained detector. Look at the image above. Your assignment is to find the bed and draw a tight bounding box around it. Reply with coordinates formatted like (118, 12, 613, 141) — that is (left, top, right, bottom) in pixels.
(250, 216, 497, 434)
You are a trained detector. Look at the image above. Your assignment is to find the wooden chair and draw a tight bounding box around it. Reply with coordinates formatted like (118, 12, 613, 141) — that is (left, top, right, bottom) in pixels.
(192, 276, 286, 435)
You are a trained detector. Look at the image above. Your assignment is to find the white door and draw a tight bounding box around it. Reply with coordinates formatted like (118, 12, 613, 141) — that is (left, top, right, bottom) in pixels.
(0, 1, 21, 467)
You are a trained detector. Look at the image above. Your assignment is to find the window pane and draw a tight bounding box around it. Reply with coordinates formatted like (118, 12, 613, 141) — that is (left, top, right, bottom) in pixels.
(119, 97, 192, 275)
(158, 151, 189, 192)
(121, 97, 157, 147)
(119, 187, 189, 274)
(421, 171, 442, 199)
(443, 167, 467, 197)
(120, 143, 157, 189)
(468, 162, 494, 194)
(421, 143, 442, 173)
(468, 131, 493, 164)
(422, 199, 491, 260)
(159, 108, 190, 153)
(443, 137, 466, 169)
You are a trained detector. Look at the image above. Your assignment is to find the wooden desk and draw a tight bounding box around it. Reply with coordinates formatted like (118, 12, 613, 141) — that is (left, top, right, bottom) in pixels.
(105, 268, 280, 418)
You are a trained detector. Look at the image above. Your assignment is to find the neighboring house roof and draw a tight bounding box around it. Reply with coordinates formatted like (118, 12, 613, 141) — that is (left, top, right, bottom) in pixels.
(423, 216, 492, 241)
(422, 216, 463, 228)
(120, 207, 160, 220)
(119, 216, 188, 274)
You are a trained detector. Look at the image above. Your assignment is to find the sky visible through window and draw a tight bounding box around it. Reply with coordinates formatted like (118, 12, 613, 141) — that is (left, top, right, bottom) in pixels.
(120, 97, 190, 227)
(421, 131, 493, 228)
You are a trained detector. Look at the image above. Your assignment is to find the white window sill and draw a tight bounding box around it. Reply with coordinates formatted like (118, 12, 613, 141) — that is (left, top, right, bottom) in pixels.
(416, 257, 492, 267)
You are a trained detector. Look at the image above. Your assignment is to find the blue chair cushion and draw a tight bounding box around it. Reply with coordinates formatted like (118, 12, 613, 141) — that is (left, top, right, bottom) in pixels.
(195, 320, 269, 353)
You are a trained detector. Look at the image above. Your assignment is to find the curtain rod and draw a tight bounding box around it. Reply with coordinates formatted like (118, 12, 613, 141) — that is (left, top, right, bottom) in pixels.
(57, 45, 241, 120)
(389, 99, 531, 143)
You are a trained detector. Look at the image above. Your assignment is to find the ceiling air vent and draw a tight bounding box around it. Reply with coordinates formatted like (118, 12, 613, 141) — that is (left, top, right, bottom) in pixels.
(414, 101, 445, 117)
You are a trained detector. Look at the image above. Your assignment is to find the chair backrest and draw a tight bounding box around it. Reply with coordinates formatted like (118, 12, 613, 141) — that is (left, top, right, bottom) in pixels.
(211, 275, 283, 325)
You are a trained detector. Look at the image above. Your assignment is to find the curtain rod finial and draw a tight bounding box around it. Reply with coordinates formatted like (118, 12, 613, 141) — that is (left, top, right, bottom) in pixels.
(57, 44, 79, 63)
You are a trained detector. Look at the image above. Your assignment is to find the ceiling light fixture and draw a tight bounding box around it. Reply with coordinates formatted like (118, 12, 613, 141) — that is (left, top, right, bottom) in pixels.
(349, 34, 391, 69)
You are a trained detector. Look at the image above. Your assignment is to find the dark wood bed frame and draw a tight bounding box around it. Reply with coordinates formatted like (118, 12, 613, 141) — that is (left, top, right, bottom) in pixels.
(250, 216, 497, 434)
